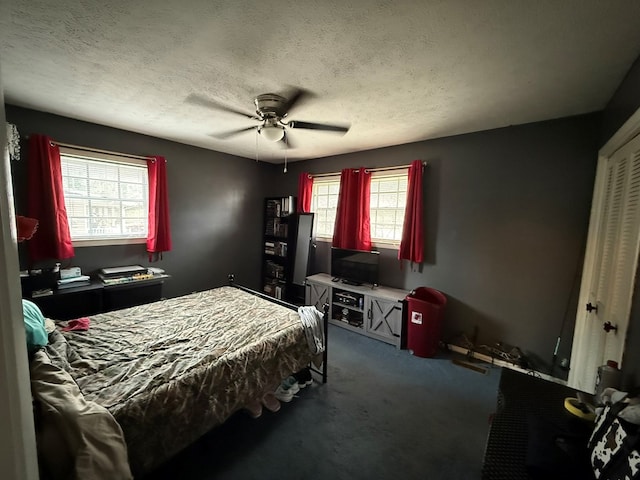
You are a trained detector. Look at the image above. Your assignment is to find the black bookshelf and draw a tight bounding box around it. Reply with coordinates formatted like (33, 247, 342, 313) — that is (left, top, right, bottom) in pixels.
(261, 197, 314, 304)
(262, 196, 295, 302)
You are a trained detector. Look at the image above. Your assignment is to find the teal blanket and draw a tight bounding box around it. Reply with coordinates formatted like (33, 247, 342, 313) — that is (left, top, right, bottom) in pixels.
(23, 299, 48, 353)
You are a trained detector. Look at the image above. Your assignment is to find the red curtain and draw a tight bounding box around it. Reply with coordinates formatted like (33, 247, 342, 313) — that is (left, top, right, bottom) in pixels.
(297, 172, 313, 213)
(16, 216, 39, 242)
(27, 135, 74, 263)
(398, 160, 424, 264)
(147, 156, 172, 261)
(333, 168, 371, 251)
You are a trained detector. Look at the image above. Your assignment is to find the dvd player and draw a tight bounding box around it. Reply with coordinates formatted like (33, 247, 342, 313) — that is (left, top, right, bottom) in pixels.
(335, 292, 359, 307)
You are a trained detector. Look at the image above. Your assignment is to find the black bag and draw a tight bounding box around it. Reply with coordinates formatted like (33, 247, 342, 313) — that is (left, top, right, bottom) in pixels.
(588, 400, 640, 479)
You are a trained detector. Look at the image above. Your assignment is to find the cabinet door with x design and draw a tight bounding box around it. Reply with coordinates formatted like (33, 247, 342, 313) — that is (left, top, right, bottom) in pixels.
(366, 296, 403, 346)
(306, 281, 330, 312)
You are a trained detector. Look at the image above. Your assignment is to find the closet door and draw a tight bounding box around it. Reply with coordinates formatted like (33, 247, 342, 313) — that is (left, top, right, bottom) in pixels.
(569, 133, 640, 392)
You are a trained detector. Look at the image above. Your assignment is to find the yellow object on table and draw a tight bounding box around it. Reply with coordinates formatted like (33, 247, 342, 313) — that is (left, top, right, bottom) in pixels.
(564, 397, 596, 422)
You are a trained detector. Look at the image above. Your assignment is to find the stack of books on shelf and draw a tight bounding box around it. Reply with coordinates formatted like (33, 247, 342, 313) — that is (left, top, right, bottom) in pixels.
(264, 241, 276, 256)
(279, 196, 293, 216)
(265, 218, 288, 237)
(265, 218, 275, 236)
(263, 280, 285, 300)
(265, 260, 285, 279)
(275, 219, 288, 237)
(266, 197, 294, 218)
(57, 266, 91, 290)
(98, 265, 155, 286)
(264, 241, 287, 257)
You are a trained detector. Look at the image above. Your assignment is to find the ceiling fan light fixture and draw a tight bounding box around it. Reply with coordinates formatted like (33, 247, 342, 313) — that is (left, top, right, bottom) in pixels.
(259, 124, 285, 142)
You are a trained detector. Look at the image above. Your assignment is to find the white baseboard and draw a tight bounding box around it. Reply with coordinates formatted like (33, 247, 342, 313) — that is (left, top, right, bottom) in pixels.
(446, 344, 568, 387)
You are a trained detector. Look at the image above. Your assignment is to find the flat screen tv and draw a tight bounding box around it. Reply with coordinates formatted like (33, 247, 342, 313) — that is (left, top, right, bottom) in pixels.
(331, 247, 380, 286)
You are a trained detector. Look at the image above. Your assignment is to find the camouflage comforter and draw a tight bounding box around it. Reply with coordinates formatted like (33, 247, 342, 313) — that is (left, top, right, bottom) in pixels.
(44, 286, 314, 476)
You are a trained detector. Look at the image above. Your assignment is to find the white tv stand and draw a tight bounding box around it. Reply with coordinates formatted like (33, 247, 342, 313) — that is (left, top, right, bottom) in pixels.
(305, 273, 408, 348)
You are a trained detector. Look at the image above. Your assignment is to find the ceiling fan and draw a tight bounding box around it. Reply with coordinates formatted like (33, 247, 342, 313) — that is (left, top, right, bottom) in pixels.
(187, 87, 350, 148)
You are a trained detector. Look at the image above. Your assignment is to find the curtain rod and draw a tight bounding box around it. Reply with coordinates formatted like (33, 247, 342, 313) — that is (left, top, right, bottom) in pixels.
(54, 141, 152, 161)
(310, 161, 426, 179)
(25, 135, 152, 161)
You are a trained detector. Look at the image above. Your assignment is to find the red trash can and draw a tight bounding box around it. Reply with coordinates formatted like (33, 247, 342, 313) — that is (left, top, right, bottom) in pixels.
(406, 287, 447, 358)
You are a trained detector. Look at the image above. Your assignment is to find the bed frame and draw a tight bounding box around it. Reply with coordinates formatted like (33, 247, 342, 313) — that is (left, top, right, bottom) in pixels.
(33, 276, 331, 479)
(227, 273, 329, 383)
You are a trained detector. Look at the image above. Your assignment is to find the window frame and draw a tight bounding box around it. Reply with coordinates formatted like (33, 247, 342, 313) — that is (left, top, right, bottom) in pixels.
(309, 168, 408, 248)
(310, 175, 341, 242)
(59, 147, 149, 247)
(368, 168, 408, 247)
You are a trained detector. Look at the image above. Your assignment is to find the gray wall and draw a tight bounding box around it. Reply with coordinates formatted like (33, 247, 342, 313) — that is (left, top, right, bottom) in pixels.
(7, 104, 605, 379)
(7, 105, 267, 297)
(266, 113, 601, 376)
(601, 55, 640, 389)
(601, 54, 640, 146)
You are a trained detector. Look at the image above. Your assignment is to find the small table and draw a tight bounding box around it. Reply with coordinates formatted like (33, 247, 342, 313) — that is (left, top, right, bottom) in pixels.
(482, 368, 595, 479)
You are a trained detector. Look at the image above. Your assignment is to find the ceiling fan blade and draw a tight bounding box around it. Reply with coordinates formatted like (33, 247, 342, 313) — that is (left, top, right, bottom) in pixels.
(209, 125, 258, 139)
(289, 120, 350, 134)
(186, 93, 258, 120)
(282, 87, 312, 114)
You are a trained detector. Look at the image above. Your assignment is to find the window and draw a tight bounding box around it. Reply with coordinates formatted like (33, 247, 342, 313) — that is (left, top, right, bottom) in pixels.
(310, 176, 340, 238)
(310, 169, 408, 246)
(59, 147, 148, 246)
(369, 171, 407, 244)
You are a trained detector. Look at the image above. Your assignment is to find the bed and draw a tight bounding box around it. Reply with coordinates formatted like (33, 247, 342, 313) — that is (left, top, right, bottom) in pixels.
(30, 280, 328, 479)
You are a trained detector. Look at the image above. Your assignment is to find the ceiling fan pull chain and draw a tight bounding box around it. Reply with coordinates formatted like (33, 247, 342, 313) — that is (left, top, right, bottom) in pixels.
(283, 142, 288, 173)
(255, 129, 259, 162)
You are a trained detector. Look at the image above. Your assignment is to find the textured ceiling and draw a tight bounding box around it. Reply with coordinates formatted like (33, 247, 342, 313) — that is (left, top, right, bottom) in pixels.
(2, 1, 640, 163)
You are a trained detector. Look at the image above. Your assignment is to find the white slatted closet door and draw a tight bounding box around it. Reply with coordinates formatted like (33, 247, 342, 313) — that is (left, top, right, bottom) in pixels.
(604, 142, 640, 362)
(569, 133, 640, 392)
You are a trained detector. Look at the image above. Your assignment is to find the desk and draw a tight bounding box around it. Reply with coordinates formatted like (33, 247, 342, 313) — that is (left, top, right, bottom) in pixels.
(26, 275, 169, 320)
(482, 368, 595, 480)
(102, 275, 169, 311)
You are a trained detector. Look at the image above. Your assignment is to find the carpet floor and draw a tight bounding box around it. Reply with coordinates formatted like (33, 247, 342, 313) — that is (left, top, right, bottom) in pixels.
(144, 324, 502, 480)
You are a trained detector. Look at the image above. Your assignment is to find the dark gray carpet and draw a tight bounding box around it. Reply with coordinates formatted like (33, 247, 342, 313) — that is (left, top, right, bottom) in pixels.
(145, 324, 501, 480)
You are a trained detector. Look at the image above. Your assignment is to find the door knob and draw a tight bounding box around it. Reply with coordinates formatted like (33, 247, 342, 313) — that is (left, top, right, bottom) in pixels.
(586, 302, 598, 313)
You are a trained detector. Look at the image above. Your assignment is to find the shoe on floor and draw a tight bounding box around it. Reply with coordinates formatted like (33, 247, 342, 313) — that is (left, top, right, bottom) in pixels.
(281, 375, 300, 395)
(293, 367, 313, 389)
(262, 393, 281, 412)
(274, 383, 295, 403)
(243, 400, 263, 419)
